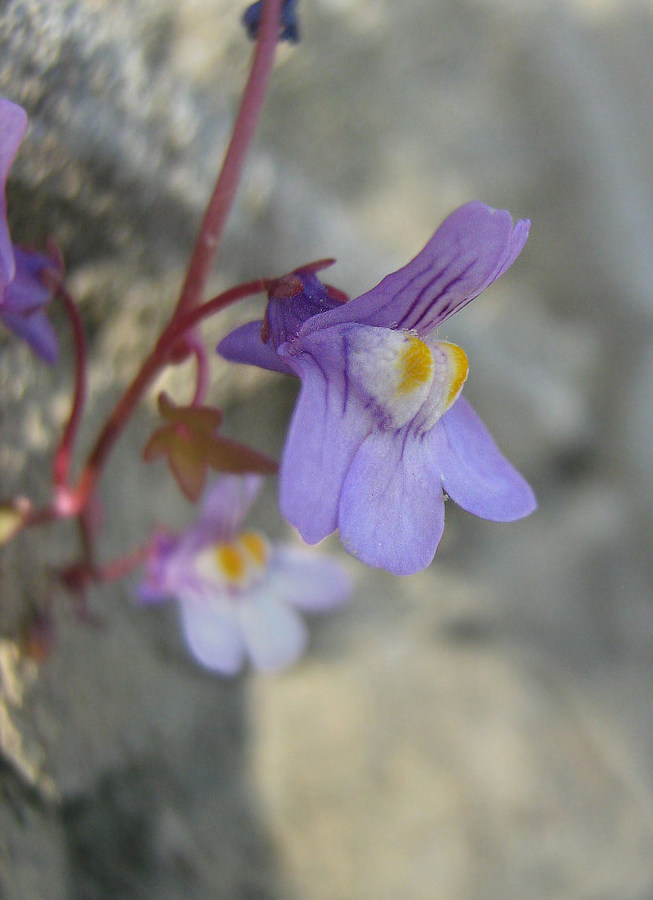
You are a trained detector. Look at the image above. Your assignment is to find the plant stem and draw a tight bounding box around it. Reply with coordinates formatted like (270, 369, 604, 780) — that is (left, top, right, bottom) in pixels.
(93, 541, 151, 583)
(189, 339, 210, 406)
(52, 284, 88, 489)
(71, 279, 268, 512)
(176, 278, 269, 332)
(174, 0, 284, 317)
(66, 0, 285, 516)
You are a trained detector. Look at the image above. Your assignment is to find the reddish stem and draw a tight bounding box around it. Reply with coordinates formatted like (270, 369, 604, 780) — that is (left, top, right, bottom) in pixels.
(52, 284, 88, 488)
(93, 541, 150, 584)
(174, 0, 283, 317)
(75, 505, 97, 575)
(66, 0, 283, 515)
(72, 347, 171, 513)
(22, 505, 58, 529)
(189, 338, 210, 406)
(70, 279, 267, 512)
(25, 2, 283, 584)
(176, 277, 269, 332)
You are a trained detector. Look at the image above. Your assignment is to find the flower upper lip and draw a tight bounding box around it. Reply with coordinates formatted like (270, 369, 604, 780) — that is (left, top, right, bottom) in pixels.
(296, 202, 530, 340)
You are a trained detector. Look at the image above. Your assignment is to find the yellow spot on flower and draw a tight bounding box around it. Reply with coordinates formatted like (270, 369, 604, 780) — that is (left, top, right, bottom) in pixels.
(440, 342, 469, 409)
(209, 531, 270, 586)
(396, 336, 434, 395)
(238, 531, 269, 568)
(214, 542, 247, 582)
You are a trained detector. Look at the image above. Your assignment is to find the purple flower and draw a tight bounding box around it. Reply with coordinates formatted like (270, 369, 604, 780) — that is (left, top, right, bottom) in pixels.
(137, 475, 351, 675)
(0, 98, 60, 363)
(218, 202, 536, 575)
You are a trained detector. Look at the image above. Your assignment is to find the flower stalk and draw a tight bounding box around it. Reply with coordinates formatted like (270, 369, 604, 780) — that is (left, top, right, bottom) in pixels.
(70, 278, 269, 516)
(52, 0, 283, 546)
(174, 0, 283, 317)
(52, 283, 88, 489)
(6, 0, 283, 580)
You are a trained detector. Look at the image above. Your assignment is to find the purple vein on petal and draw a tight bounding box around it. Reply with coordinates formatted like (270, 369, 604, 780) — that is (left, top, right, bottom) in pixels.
(408, 258, 478, 333)
(279, 329, 369, 544)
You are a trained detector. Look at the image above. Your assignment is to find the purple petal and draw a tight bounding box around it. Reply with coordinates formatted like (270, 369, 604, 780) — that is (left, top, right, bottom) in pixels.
(278, 328, 371, 544)
(0, 100, 27, 183)
(135, 533, 183, 605)
(439, 396, 536, 521)
(5, 247, 55, 312)
(136, 581, 171, 605)
(135, 582, 168, 605)
(238, 593, 308, 672)
(179, 594, 246, 675)
(185, 475, 264, 550)
(494, 216, 531, 281)
(267, 547, 352, 611)
(304, 202, 529, 338)
(1, 247, 61, 363)
(0, 306, 58, 363)
(137, 531, 216, 611)
(217, 320, 295, 375)
(0, 99, 27, 290)
(338, 428, 446, 575)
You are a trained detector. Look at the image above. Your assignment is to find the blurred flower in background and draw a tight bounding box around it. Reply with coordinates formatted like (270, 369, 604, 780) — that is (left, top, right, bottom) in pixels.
(137, 474, 351, 675)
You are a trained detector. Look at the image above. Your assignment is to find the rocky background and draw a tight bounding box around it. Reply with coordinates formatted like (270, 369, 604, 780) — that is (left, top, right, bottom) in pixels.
(1, 0, 653, 897)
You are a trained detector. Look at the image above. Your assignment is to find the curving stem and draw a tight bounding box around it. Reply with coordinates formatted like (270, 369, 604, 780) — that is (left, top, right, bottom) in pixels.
(52, 283, 88, 491)
(174, 0, 284, 317)
(65, 0, 284, 526)
(69, 279, 269, 514)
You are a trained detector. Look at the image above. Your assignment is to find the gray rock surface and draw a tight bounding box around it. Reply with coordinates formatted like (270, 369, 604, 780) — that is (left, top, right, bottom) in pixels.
(1, 0, 653, 897)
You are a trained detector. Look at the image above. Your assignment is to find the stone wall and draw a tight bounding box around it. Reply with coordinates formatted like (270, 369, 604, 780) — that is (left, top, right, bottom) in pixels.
(1, 0, 653, 897)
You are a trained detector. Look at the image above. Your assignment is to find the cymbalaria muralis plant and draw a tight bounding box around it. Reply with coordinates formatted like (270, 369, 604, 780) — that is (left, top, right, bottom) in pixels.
(0, 0, 535, 674)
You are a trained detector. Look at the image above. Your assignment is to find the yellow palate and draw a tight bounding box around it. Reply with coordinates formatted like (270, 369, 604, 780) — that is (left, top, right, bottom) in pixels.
(214, 542, 247, 582)
(396, 336, 434, 395)
(238, 531, 269, 567)
(440, 341, 469, 409)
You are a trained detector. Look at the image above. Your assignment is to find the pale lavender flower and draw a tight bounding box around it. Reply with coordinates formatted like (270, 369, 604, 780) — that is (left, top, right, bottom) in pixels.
(137, 475, 351, 675)
(218, 202, 536, 575)
(0, 98, 60, 363)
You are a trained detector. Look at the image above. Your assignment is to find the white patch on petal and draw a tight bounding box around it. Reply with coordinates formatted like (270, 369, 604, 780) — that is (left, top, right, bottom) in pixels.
(346, 326, 468, 434)
(347, 327, 434, 429)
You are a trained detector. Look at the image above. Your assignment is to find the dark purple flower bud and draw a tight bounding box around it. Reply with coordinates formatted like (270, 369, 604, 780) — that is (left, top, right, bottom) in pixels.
(263, 270, 346, 350)
(1, 247, 61, 363)
(242, 0, 300, 44)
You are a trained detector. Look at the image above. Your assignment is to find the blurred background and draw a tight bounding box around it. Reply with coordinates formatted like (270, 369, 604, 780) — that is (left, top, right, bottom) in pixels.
(1, 0, 653, 896)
